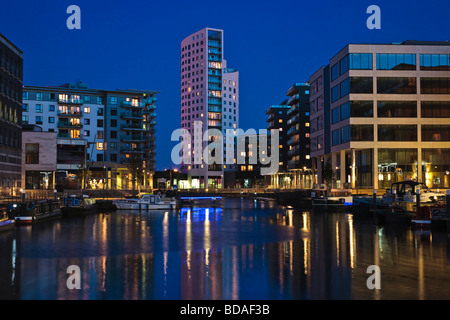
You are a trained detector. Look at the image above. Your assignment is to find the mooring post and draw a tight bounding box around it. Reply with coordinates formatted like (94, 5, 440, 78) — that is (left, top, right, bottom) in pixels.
(416, 188, 421, 212)
(373, 189, 377, 210)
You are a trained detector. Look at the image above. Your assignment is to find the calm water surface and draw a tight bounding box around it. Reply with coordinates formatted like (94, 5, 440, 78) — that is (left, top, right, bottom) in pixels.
(1, 197, 450, 300)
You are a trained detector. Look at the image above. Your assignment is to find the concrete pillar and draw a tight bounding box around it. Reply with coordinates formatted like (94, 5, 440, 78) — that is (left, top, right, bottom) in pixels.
(340, 149, 346, 189)
(351, 149, 356, 189)
(417, 147, 422, 183)
(317, 157, 323, 188)
(373, 148, 378, 190)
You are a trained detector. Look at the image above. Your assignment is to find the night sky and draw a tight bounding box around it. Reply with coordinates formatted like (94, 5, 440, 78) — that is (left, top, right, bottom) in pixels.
(1, 0, 449, 170)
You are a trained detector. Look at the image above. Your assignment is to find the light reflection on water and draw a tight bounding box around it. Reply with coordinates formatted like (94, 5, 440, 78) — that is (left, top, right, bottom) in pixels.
(0, 197, 450, 300)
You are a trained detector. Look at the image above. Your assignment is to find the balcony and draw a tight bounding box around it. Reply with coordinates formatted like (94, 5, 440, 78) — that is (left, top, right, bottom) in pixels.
(208, 106, 222, 113)
(121, 124, 144, 131)
(266, 113, 274, 121)
(208, 76, 221, 83)
(58, 98, 83, 105)
(120, 147, 145, 154)
(208, 98, 221, 106)
(208, 55, 221, 62)
(208, 40, 221, 48)
(208, 83, 222, 90)
(57, 133, 83, 139)
(57, 122, 83, 129)
(287, 94, 299, 106)
(142, 97, 157, 105)
(122, 101, 144, 109)
(57, 110, 83, 117)
(287, 105, 299, 115)
(143, 105, 156, 113)
(120, 135, 145, 142)
(208, 48, 222, 54)
(208, 70, 222, 76)
(120, 112, 143, 120)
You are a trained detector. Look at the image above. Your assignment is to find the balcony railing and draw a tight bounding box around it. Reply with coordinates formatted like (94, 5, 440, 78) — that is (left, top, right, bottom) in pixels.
(120, 147, 145, 153)
(57, 122, 83, 129)
(58, 98, 83, 105)
(121, 124, 144, 131)
(122, 101, 144, 108)
(57, 133, 83, 139)
(208, 98, 221, 105)
(208, 77, 221, 83)
(57, 110, 83, 117)
(208, 40, 221, 48)
(142, 97, 157, 105)
(120, 135, 144, 142)
(120, 112, 143, 120)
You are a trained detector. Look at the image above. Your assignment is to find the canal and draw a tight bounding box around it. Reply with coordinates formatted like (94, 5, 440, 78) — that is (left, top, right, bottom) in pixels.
(1, 197, 450, 300)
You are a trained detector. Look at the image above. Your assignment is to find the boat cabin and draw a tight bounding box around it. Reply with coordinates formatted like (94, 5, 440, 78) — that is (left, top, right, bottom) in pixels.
(390, 181, 427, 198)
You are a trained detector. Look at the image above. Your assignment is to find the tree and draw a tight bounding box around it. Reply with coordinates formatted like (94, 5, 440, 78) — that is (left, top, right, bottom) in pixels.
(78, 162, 91, 190)
(322, 159, 336, 190)
(127, 154, 144, 196)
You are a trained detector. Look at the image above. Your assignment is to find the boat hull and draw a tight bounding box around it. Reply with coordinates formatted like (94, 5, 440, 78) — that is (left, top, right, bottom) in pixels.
(14, 209, 63, 225)
(0, 219, 15, 232)
(114, 201, 176, 210)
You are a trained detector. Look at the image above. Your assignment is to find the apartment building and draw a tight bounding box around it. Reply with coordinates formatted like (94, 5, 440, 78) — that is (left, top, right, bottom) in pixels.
(22, 82, 158, 190)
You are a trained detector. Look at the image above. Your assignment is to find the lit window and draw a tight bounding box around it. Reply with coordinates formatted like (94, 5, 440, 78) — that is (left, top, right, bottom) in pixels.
(279, 119, 283, 123)
(84, 107, 90, 114)
(279, 145, 283, 148)
(97, 142, 104, 150)
(306, 155, 310, 159)
(305, 123, 310, 127)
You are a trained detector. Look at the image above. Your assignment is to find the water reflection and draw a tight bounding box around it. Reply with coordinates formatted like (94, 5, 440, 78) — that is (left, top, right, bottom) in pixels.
(0, 198, 450, 299)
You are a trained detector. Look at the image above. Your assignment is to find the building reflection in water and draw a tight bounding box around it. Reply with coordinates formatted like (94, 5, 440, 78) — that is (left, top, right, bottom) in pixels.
(2, 198, 450, 299)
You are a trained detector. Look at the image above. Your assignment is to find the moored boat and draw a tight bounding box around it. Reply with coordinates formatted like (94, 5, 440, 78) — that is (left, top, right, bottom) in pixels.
(312, 196, 352, 212)
(114, 194, 177, 210)
(0, 206, 15, 232)
(61, 195, 97, 216)
(10, 200, 62, 225)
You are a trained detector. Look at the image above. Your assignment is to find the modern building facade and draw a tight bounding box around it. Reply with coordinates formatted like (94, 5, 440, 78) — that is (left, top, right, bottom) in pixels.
(285, 83, 312, 188)
(265, 84, 312, 189)
(0, 33, 23, 196)
(310, 41, 450, 190)
(266, 104, 290, 187)
(22, 82, 158, 190)
(180, 27, 239, 188)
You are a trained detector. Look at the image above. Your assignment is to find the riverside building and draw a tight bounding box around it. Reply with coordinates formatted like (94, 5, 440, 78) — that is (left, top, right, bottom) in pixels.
(22, 82, 158, 190)
(309, 41, 450, 190)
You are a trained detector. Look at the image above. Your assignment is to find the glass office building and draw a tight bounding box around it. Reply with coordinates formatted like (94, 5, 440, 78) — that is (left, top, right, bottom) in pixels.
(310, 41, 450, 190)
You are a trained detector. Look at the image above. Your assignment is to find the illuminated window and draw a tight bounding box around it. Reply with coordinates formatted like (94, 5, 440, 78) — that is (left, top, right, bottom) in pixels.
(305, 122, 310, 127)
(241, 166, 246, 171)
(306, 155, 310, 159)
(97, 142, 104, 150)
(248, 165, 253, 171)
(84, 107, 90, 114)
(279, 145, 283, 148)
(305, 133, 310, 137)
(279, 119, 283, 123)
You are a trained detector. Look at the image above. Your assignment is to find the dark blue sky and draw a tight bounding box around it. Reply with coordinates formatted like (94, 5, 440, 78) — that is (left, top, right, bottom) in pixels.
(1, 0, 449, 170)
